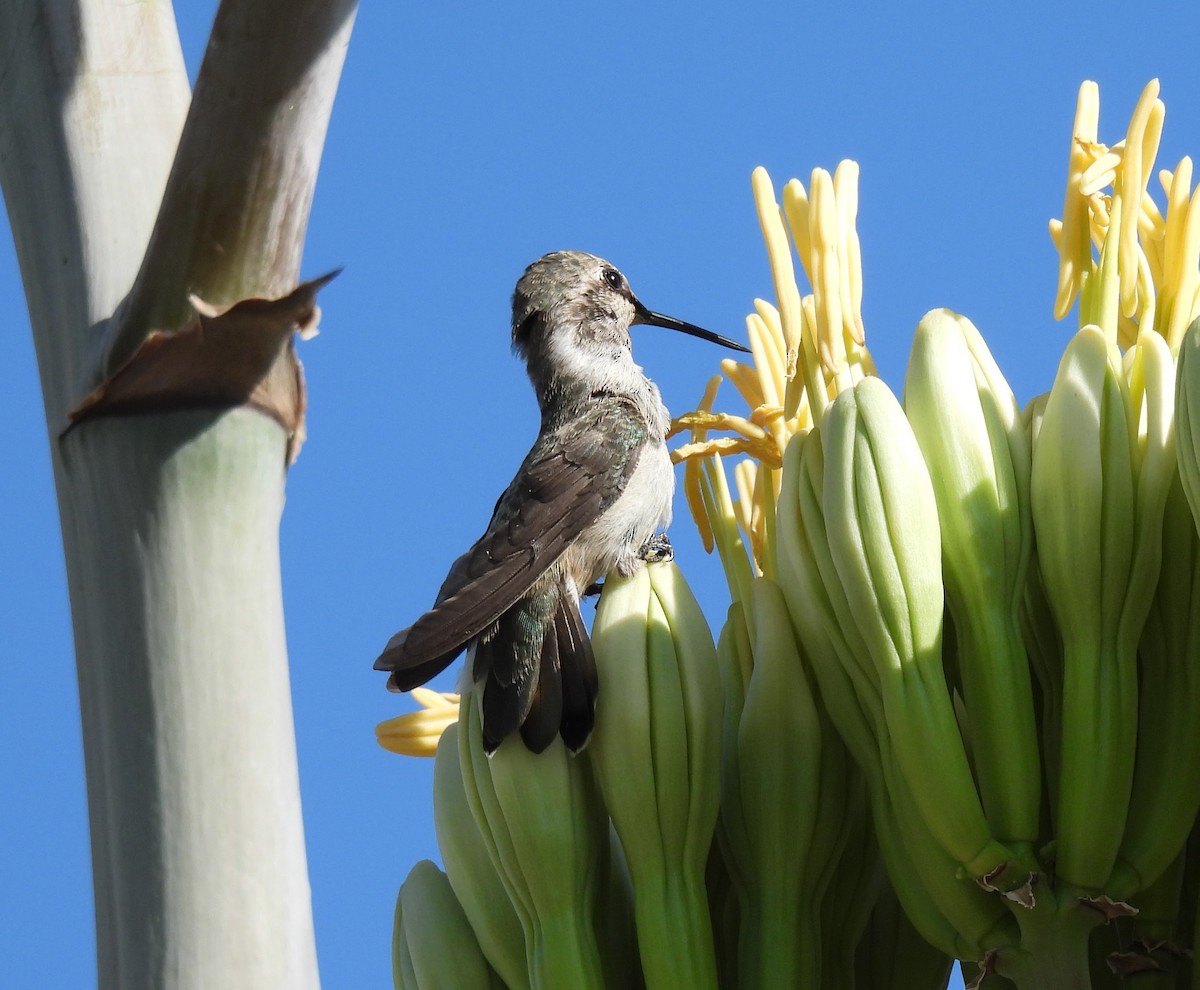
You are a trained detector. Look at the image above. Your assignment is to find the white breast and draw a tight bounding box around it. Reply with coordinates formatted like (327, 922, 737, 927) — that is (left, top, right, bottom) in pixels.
(564, 439, 674, 589)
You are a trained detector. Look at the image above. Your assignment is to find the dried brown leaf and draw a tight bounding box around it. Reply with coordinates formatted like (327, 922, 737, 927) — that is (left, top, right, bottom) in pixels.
(67, 271, 339, 464)
(1106, 951, 1164, 977)
(1077, 893, 1138, 922)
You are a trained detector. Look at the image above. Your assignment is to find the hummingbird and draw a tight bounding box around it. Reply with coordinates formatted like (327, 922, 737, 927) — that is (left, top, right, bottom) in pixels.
(375, 251, 749, 754)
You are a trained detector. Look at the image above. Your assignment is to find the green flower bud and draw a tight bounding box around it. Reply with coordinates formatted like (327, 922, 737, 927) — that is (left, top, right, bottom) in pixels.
(854, 875, 954, 990)
(588, 560, 722, 990)
(774, 427, 886, 763)
(1018, 392, 1065, 810)
(392, 859, 504, 990)
(1032, 325, 1173, 892)
(433, 725, 529, 990)
(1177, 316, 1200, 512)
(711, 605, 752, 986)
(817, 774, 877, 987)
(821, 376, 1016, 884)
(1110, 468, 1200, 899)
(1105, 327, 1194, 898)
(777, 417, 1013, 955)
(904, 308, 1040, 853)
(458, 691, 608, 990)
(719, 576, 823, 989)
(712, 602, 753, 902)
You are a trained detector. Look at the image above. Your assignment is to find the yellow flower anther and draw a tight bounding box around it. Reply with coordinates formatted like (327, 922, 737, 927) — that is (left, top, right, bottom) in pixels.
(1053, 81, 1100, 319)
(752, 167, 805, 378)
(669, 162, 873, 590)
(669, 411, 770, 443)
(720, 359, 764, 409)
(375, 689, 460, 757)
(1050, 78, 1200, 353)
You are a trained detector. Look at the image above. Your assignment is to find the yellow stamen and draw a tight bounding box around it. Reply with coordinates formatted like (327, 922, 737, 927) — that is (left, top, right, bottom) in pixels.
(671, 162, 872, 593)
(811, 167, 848, 380)
(1118, 81, 1163, 317)
(835, 159, 867, 347)
(748, 307, 785, 407)
(684, 457, 714, 553)
(1054, 81, 1100, 319)
(782, 178, 814, 284)
(721, 358, 767, 410)
(1161, 158, 1200, 350)
(752, 167, 804, 377)
(701, 453, 756, 604)
(678, 376, 722, 551)
(734, 459, 765, 576)
(672, 435, 783, 469)
(670, 410, 770, 443)
(375, 689, 460, 758)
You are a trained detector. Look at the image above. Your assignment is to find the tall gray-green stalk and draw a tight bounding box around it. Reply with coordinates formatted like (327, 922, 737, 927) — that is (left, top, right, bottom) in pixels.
(0, 2, 357, 986)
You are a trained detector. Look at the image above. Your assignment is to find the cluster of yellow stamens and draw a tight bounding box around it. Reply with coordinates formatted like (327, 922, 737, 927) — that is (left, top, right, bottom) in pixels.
(668, 163, 874, 588)
(375, 688, 460, 757)
(1051, 78, 1200, 350)
(671, 78, 1200, 598)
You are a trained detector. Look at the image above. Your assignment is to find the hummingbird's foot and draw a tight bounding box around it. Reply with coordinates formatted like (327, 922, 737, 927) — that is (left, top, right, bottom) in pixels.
(582, 580, 604, 599)
(638, 533, 674, 564)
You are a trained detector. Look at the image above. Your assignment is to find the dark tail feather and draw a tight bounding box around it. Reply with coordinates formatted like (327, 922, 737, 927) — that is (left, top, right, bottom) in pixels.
(518, 620, 563, 754)
(471, 589, 597, 754)
(556, 596, 598, 753)
(477, 634, 535, 754)
(374, 627, 465, 692)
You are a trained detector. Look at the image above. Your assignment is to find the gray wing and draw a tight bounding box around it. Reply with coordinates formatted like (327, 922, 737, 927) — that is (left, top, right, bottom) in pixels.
(375, 396, 646, 689)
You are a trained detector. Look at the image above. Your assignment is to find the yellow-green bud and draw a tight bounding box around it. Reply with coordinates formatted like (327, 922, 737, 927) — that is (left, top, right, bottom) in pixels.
(432, 725, 529, 990)
(588, 560, 722, 990)
(904, 308, 1040, 852)
(1177, 316, 1200, 515)
(821, 377, 1013, 882)
(1032, 325, 1173, 891)
(458, 691, 608, 990)
(720, 577, 823, 989)
(392, 859, 504, 990)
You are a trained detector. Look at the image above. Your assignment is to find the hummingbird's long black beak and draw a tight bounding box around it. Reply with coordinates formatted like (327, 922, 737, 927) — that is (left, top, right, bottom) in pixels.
(633, 302, 751, 353)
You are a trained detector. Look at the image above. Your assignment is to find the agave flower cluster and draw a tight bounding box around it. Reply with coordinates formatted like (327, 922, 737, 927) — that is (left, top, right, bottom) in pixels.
(382, 79, 1200, 990)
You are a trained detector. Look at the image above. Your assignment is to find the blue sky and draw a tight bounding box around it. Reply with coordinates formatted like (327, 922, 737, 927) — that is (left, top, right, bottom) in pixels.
(4, 3, 1200, 986)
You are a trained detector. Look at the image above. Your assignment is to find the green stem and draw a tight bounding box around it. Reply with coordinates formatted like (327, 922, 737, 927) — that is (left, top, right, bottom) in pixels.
(1000, 895, 1103, 990)
(737, 899, 820, 990)
(528, 914, 606, 990)
(632, 871, 719, 990)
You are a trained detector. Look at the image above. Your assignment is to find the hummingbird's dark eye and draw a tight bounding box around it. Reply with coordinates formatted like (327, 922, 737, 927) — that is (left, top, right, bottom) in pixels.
(602, 268, 624, 291)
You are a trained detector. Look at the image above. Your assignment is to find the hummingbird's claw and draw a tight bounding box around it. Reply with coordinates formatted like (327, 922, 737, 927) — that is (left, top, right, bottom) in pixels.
(638, 533, 674, 564)
(582, 580, 605, 599)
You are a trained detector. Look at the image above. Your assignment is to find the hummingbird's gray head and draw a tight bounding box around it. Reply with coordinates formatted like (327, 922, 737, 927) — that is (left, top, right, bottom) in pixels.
(511, 251, 638, 365)
(510, 251, 749, 386)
